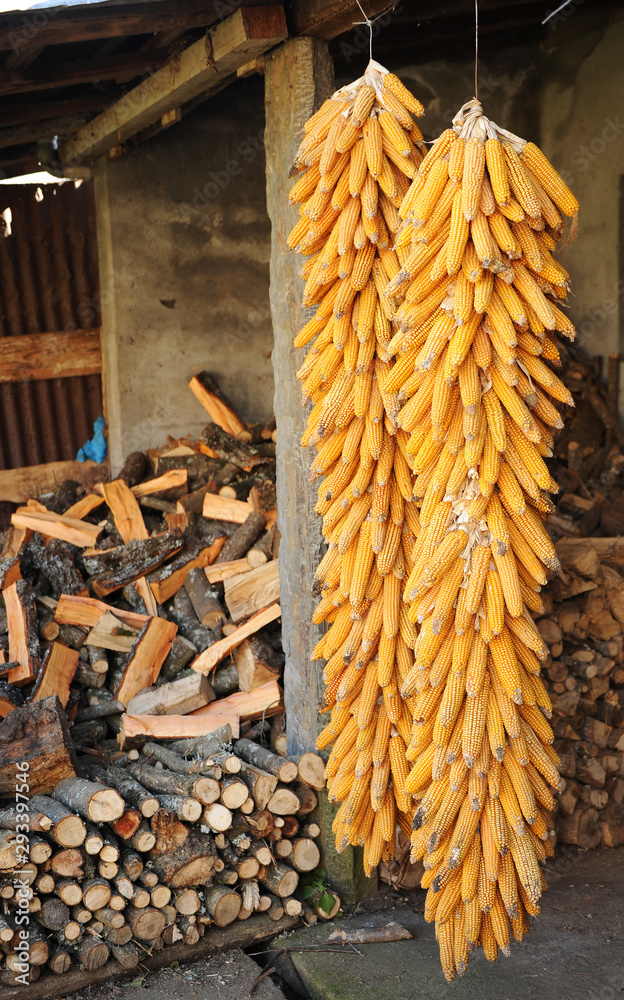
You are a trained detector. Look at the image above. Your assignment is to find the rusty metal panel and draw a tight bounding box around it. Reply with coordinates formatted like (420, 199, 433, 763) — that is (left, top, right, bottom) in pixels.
(0, 179, 102, 528)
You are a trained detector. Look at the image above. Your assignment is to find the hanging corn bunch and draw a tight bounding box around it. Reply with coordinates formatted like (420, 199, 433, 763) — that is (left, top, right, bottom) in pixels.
(383, 97, 579, 979)
(286, 61, 427, 875)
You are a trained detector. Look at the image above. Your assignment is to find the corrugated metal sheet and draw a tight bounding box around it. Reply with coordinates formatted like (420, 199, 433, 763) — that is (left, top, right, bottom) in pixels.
(0, 180, 102, 527)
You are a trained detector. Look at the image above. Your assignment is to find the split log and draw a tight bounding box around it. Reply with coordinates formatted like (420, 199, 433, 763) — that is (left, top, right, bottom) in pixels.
(5, 579, 39, 685)
(82, 530, 184, 596)
(0, 680, 25, 717)
(31, 642, 79, 706)
(233, 635, 281, 692)
(558, 806, 602, 848)
(204, 561, 251, 587)
(184, 567, 227, 628)
(10, 509, 102, 547)
(199, 424, 265, 471)
(126, 672, 214, 717)
(52, 777, 124, 824)
(203, 886, 241, 927)
(36, 538, 88, 599)
(0, 830, 20, 870)
(114, 616, 177, 706)
(28, 795, 85, 847)
(85, 611, 139, 654)
(190, 679, 282, 723)
(82, 764, 159, 819)
(214, 511, 266, 563)
(149, 831, 217, 888)
(148, 535, 226, 604)
(0, 557, 20, 589)
(55, 595, 149, 631)
(225, 559, 279, 622)
(192, 605, 281, 674)
(202, 493, 255, 525)
(234, 739, 297, 783)
(0, 696, 77, 795)
(188, 372, 246, 437)
(118, 713, 239, 748)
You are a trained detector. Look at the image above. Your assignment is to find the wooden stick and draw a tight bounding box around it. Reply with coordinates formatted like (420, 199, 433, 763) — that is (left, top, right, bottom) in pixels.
(204, 559, 252, 583)
(224, 560, 279, 622)
(192, 604, 281, 674)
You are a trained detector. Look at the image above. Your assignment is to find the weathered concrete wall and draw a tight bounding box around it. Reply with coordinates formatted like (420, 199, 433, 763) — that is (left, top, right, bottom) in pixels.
(95, 77, 273, 473)
(539, 9, 624, 384)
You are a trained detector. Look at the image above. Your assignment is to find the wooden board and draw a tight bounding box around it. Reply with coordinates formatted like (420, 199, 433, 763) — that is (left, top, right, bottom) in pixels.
(31, 643, 79, 707)
(0, 912, 298, 1000)
(264, 38, 333, 754)
(0, 461, 106, 505)
(192, 603, 281, 674)
(0, 328, 101, 383)
(119, 713, 240, 747)
(60, 6, 287, 163)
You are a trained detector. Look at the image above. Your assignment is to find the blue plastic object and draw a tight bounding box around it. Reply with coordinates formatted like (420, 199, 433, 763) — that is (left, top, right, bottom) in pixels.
(77, 415, 107, 463)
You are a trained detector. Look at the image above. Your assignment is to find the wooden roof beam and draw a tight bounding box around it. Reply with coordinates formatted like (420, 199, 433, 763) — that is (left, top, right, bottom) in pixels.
(60, 6, 287, 165)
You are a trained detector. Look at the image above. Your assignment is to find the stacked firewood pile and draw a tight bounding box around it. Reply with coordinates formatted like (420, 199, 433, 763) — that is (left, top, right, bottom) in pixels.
(0, 372, 284, 745)
(535, 536, 624, 850)
(532, 347, 624, 850)
(0, 703, 327, 985)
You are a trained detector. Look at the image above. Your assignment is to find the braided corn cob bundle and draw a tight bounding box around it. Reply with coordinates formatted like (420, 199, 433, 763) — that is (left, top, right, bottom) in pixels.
(287, 62, 426, 873)
(382, 100, 578, 979)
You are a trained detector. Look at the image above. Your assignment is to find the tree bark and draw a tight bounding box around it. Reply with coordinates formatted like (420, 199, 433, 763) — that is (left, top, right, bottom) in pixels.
(234, 739, 297, 783)
(214, 512, 266, 564)
(0, 695, 77, 795)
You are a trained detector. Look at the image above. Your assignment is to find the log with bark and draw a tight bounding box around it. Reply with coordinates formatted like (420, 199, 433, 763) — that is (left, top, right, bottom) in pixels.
(0, 696, 76, 795)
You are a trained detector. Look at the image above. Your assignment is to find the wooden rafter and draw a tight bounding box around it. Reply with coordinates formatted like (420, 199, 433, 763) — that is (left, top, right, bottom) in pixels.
(60, 6, 287, 164)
